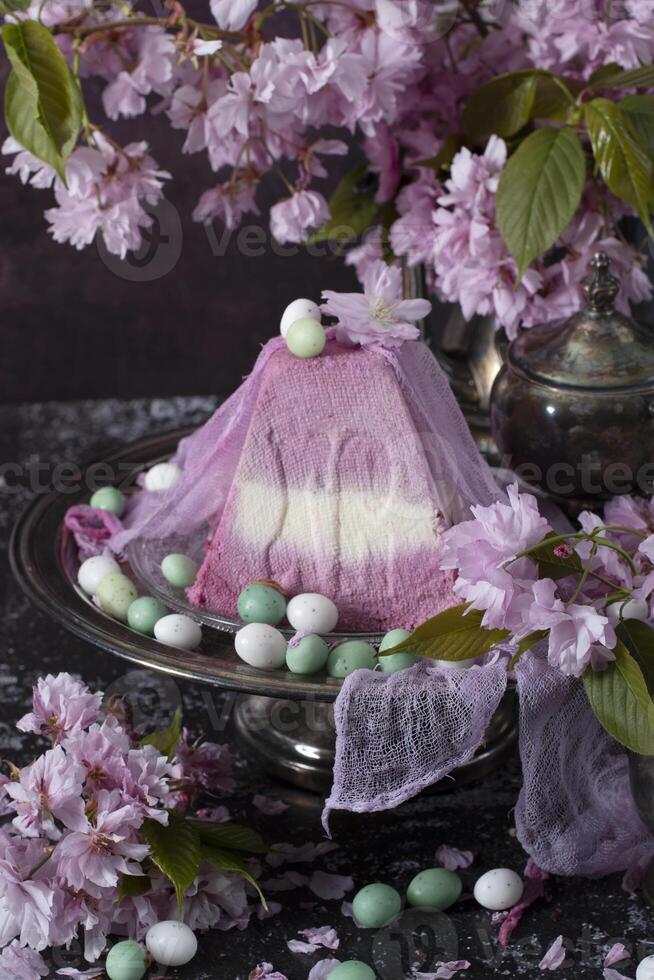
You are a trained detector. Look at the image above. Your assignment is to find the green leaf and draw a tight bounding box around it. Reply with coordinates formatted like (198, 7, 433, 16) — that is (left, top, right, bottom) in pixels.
(620, 95, 654, 162)
(117, 873, 152, 902)
(415, 134, 463, 171)
(0, 0, 30, 12)
(617, 619, 654, 696)
(378, 604, 510, 662)
(308, 164, 379, 245)
(463, 71, 539, 143)
(590, 64, 654, 90)
(141, 813, 201, 913)
(201, 844, 268, 909)
(2, 20, 81, 181)
(588, 62, 623, 87)
(585, 98, 654, 231)
(188, 820, 268, 855)
(528, 532, 583, 580)
(496, 126, 586, 278)
(139, 707, 183, 761)
(583, 639, 654, 755)
(531, 75, 577, 121)
(509, 630, 548, 670)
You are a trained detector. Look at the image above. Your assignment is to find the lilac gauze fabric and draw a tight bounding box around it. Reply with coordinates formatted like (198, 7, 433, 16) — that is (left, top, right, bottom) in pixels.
(322, 661, 509, 831)
(515, 653, 654, 877)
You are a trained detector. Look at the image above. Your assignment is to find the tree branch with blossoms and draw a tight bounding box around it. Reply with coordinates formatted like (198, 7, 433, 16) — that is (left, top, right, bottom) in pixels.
(0, 0, 653, 333)
(380, 488, 654, 756)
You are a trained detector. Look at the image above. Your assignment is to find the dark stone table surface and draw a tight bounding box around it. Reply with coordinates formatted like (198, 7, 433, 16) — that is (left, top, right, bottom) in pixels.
(1, 398, 652, 980)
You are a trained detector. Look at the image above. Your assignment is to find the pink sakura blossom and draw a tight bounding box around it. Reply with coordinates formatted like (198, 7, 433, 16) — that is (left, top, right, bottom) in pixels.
(603, 970, 632, 980)
(17, 672, 102, 743)
(435, 844, 475, 871)
(101, 27, 176, 120)
(604, 945, 629, 968)
(265, 840, 339, 867)
(538, 935, 566, 971)
(270, 190, 330, 245)
(287, 939, 318, 954)
(493, 860, 549, 948)
(308, 871, 354, 901)
(249, 964, 289, 980)
(253, 795, 289, 816)
(365, 123, 400, 203)
(288, 926, 340, 954)
(0, 834, 54, 950)
(192, 180, 260, 228)
(0, 942, 49, 980)
(639, 535, 654, 564)
(308, 963, 341, 980)
(322, 258, 430, 349)
(172, 736, 234, 798)
(415, 963, 470, 980)
(605, 495, 654, 543)
(56, 789, 148, 892)
(6, 747, 86, 839)
(576, 510, 634, 589)
(211, 0, 258, 31)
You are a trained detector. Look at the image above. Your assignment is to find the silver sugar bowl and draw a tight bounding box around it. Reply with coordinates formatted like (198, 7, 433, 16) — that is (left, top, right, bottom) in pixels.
(490, 251, 654, 505)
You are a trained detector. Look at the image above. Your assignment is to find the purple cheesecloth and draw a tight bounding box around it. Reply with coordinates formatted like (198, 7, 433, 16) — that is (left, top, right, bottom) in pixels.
(69, 335, 654, 879)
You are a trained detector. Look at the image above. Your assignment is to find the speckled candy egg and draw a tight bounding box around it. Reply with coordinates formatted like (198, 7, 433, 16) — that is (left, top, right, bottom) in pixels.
(327, 640, 377, 678)
(473, 868, 524, 911)
(637, 955, 654, 980)
(144, 462, 182, 493)
(407, 868, 462, 910)
(145, 921, 197, 967)
(96, 573, 138, 623)
(90, 486, 126, 517)
(238, 582, 287, 626)
(161, 553, 198, 589)
(127, 596, 167, 636)
(235, 622, 287, 670)
(287, 593, 338, 634)
(286, 317, 326, 359)
(329, 963, 376, 980)
(280, 297, 321, 338)
(105, 940, 147, 980)
(352, 883, 402, 928)
(378, 628, 419, 673)
(286, 634, 329, 674)
(77, 554, 121, 595)
(154, 614, 202, 651)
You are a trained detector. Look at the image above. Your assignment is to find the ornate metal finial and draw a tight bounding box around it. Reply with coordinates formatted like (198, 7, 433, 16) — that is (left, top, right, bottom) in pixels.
(582, 250, 619, 313)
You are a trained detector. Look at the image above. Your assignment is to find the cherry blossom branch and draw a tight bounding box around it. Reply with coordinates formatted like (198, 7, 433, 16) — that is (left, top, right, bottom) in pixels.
(52, 17, 246, 42)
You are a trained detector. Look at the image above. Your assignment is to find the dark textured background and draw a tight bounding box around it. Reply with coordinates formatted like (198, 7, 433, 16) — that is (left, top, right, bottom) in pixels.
(0, 5, 359, 404)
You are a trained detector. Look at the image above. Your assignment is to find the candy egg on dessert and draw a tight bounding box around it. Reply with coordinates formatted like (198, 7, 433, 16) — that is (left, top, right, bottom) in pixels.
(143, 462, 182, 493)
(280, 297, 321, 338)
(161, 553, 198, 589)
(235, 622, 287, 670)
(96, 573, 138, 623)
(286, 317, 326, 358)
(286, 634, 329, 674)
(154, 613, 202, 650)
(328, 640, 377, 678)
(378, 628, 419, 673)
(127, 596, 167, 636)
(77, 554, 121, 595)
(238, 582, 286, 626)
(473, 868, 524, 911)
(287, 593, 338, 634)
(90, 486, 126, 517)
(145, 921, 197, 967)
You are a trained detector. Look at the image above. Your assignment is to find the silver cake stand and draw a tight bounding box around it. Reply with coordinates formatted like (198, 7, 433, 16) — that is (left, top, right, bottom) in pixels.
(10, 429, 516, 793)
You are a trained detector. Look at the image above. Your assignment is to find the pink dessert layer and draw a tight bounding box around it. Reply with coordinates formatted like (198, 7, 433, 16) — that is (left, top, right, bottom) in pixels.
(187, 340, 458, 632)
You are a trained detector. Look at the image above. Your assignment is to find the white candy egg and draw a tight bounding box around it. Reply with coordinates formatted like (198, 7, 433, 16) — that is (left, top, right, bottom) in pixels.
(473, 869, 524, 911)
(235, 622, 287, 670)
(287, 593, 339, 634)
(433, 658, 476, 670)
(637, 955, 654, 980)
(144, 462, 182, 493)
(280, 298, 321, 338)
(154, 614, 202, 650)
(145, 921, 197, 967)
(77, 554, 120, 595)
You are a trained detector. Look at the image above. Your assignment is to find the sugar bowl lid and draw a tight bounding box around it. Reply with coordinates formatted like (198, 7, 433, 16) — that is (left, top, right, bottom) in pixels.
(507, 251, 654, 390)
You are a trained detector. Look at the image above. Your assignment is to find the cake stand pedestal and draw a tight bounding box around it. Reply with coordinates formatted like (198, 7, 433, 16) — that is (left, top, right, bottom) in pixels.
(10, 428, 517, 794)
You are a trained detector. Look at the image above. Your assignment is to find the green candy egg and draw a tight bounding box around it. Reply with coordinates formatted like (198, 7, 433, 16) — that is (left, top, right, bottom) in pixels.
(286, 317, 326, 358)
(379, 628, 411, 651)
(286, 634, 329, 674)
(352, 882, 402, 928)
(97, 573, 138, 623)
(329, 962, 376, 980)
(127, 596, 167, 636)
(161, 553, 198, 589)
(238, 583, 287, 626)
(90, 486, 126, 517)
(378, 629, 418, 673)
(406, 867, 462, 910)
(105, 940, 147, 980)
(327, 641, 377, 678)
